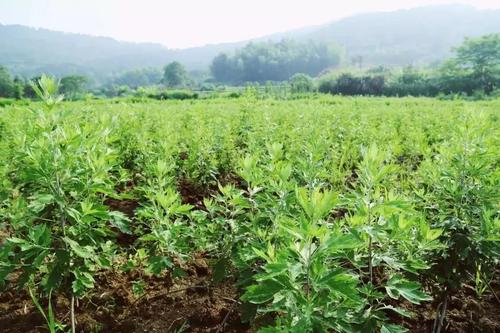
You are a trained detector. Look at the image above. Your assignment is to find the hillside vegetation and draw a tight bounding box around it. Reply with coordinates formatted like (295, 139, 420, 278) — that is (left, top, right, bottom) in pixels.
(1, 4, 500, 80)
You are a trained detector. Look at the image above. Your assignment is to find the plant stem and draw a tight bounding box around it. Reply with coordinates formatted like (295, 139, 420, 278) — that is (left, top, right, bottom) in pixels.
(216, 299, 238, 333)
(368, 236, 373, 284)
(367, 192, 373, 285)
(71, 295, 76, 333)
(484, 275, 500, 304)
(433, 291, 448, 333)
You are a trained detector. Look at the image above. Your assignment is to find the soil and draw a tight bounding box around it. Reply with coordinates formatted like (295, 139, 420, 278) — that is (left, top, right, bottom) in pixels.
(389, 273, 500, 333)
(2, 175, 498, 332)
(104, 198, 140, 220)
(0, 258, 251, 333)
(103, 197, 140, 247)
(2, 266, 498, 332)
(177, 173, 246, 211)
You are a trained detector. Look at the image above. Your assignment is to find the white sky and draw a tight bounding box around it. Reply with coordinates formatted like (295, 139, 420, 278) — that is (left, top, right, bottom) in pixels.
(0, 0, 499, 48)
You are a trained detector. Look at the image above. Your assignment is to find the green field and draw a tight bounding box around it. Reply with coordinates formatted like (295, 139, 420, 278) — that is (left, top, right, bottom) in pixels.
(0, 96, 499, 332)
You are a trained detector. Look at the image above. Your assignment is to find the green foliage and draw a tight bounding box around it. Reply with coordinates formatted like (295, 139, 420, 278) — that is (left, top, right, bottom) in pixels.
(2, 6, 500, 80)
(0, 96, 498, 331)
(0, 65, 15, 98)
(163, 61, 189, 88)
(0, 108, 123, 298)
(0, 98, 16, 108)
(211, 40, 340, 83)
(450, 33, 500, 94)
(148, 89, 198, 100)
(417, 113, 499, 291)
(318, 33, 500, 98)
(113, 67, 162, 88)
(30, 74, 64, 107)
(60, 75, 88, 100)
(319, 72, 386, 96)
(289, 73, 314, 93)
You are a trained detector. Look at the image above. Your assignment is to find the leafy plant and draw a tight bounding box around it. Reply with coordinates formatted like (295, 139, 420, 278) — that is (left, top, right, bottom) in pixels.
(30, 74, 64, 108)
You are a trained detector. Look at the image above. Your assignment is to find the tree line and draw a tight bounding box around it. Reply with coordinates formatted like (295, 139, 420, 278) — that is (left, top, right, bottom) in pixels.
(210, 39, 340, 84)
(317, 34, 500, 97)
(0, 62, 191, 99)
(1, 33, 499, 99)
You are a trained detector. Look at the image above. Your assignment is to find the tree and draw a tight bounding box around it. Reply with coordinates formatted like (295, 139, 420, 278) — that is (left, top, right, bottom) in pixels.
(289, 73, 314, 93)
(210, 40, 340, 84)
(0, 66, 15, 98)
(162, 62, 188, 87)
(114, 68, 162, 88)
(211, 53, 238, 83)
(452, 34, 500, 93)
(13, 77, 25, 99)
(60, 75, 88, 99)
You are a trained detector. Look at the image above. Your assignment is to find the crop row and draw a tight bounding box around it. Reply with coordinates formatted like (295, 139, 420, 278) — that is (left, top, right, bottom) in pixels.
(0, 96, 498, 332)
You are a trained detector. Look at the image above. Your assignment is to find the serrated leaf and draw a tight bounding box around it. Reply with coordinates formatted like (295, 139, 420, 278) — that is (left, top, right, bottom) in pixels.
(318, 269, 359, 300)
(147, 256, 172, 275)
(8, 237, 26, 244)
(381, 324, 409, 333)
(63, 237, 93, 259)
(425, 228, 443, 241)
(72, 269, 95, 295)
(321, 232, 363, 252)
(109, 211, 132, 234)
(380, 305, 413, 318)
(242, 279, 283, 304)
(386, 275, 432, 304)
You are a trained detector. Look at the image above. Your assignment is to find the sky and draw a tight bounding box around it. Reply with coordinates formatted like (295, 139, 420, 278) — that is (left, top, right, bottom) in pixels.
(1, 0, 500, 49)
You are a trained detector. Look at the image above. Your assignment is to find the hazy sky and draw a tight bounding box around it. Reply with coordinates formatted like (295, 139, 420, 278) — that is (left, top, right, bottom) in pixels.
(1, 0, 499, 48)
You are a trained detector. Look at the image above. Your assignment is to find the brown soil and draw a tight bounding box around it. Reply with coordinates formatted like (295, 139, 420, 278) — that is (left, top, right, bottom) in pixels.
(330, 207, 349, 220)
(0, 259, 251, 333)
(103, 197, 140, 247)
(1, 266, 498, 332)
(178, 178, 209, 210)
(389, 273, 500, 333)
(104, 198, 140, 219)
(177, 173, 246, 211)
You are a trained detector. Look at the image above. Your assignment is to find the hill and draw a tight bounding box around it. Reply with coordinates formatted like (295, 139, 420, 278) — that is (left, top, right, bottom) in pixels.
(1, 4, 499, 80)
(304, 4, 500, 66)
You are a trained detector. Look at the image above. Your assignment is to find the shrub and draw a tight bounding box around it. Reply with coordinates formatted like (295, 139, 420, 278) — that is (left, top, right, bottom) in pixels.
(148, 90, 198, 100)
(289, 73, 315, 93)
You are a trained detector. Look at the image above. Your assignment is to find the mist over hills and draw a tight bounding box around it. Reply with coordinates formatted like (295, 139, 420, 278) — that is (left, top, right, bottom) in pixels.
(1, 4, 499, 81)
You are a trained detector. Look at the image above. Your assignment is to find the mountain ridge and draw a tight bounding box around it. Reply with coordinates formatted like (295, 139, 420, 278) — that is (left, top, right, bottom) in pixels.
(1, 4, 500, 81)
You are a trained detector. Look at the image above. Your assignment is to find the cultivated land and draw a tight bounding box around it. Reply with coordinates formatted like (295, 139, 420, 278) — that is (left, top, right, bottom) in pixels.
(0, 96, 499, 332)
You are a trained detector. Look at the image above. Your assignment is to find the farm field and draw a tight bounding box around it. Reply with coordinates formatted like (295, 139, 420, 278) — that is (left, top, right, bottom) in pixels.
(0, 96, 499, 332)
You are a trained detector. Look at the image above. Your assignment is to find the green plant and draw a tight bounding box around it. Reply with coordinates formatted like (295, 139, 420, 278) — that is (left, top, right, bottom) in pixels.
(0, 96, 498, 332)
(30, 74, 64, 108)
(417, 113, 499, 332)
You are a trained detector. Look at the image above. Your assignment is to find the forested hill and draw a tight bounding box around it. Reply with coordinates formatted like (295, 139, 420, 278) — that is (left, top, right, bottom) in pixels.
(303, 5, 500, 66)
(1, 4, 500, 80)
(0, 24, 174, 79)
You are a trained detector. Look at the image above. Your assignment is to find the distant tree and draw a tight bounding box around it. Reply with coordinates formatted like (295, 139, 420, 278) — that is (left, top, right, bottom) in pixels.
(289, 73, 314, 93)
(211, 53, 238, 83)
(384, 67, 437, 96)
(0, 66, 15, 97)
(60, 75, 88, 99)
(451, 34, 500, 93)
(114, 68, 162, 88)
(13, 77, 25, 99)
(318, 72, 387, 96)
(162, 62, 188, 87)
(362, 75, 386, 95)
(333, 73, 364, 95)
(437, 61, 474, 95)
(210, 40, 340, 84)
